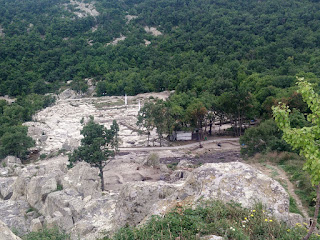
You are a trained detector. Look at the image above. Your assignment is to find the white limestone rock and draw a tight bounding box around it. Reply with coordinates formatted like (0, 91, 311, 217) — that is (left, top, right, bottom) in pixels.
(0, 177, 16, 200)
(0, 200, 33, 235)
(61, 162, 101, 198)
(114, 162, 293, 227)
(0, 220, 22, 240)
(30, 218, 43, 232)
(26, 176, 57, 210)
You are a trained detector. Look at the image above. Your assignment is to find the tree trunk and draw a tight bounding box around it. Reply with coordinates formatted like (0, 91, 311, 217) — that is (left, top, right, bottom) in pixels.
(303, 184, 320, 240)
(147, 132, 150, 146)
(209, 120, 212, 136)
(99, 165, 104, 191)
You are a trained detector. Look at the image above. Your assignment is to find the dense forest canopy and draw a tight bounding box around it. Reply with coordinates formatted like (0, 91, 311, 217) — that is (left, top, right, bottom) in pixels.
(1, 0, 320, 97)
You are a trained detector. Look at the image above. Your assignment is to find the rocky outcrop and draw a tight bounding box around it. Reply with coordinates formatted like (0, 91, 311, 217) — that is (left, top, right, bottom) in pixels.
(0, 220, 22, 240)
(0, 177, 15, 200)
(187, 162, 290, 221)
(26, 176, 57, 210)
(114, 162, 293, 227)
(61, 162, 101, 198)
(0, 200, 35, 235)
(0, 158, 304, 239)
(0, 156, 22, 177)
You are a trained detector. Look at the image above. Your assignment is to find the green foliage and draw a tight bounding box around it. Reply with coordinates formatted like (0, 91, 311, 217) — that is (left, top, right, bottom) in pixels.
(273, 77, 320, 239)
(240, 120, 291, 157)
(68, 116, 119, 190)
(103, 200, 319, 240)
(2, 0, 320, 100)
(0, 125, 35, 159)
(56, 183, 63, 191)
(137, 99, 170, 146)
(0, 94, 54, 159)
(22, 228, 70, 240)
(273, 77, 320, 186)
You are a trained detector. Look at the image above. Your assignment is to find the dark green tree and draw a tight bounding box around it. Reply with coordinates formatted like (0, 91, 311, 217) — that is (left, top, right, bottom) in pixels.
(68, 117, 119, 191)
(186, 101, 207, 146)
(137, 101, 155, 146)
(0, 125, 35, 159)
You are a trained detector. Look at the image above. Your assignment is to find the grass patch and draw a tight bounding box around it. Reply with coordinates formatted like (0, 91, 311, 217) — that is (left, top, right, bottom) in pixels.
(22, 228, 70, 240)
(102, 200, 319, 240)
(289, 196, 302, 215)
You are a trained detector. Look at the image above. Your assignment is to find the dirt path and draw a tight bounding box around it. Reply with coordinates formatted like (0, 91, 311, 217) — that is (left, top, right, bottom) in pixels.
(253, 163, 309, 219)
(118, 137, 239, 151)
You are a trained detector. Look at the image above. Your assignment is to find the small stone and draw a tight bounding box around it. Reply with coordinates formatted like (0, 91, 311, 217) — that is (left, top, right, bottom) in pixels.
(30, 218, 42, 232)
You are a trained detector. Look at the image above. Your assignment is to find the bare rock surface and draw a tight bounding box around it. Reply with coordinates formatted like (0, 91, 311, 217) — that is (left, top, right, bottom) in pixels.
(106, 35, 126, 46)
(24, 91, 172, 154)
(0, 177, 15, 200)
(114, 162, 292, 228)
(0, 152, 303, 240)
(201, 236, 224, 240)
(0, 220, 22, 240)
(61, 161, 101, 198)
(63, 0, 99, 18)
(125, 15, 138, 24)
(0, 25, 4, 38)
(144, 26, 162, 36)
(0, 200, 34, 235)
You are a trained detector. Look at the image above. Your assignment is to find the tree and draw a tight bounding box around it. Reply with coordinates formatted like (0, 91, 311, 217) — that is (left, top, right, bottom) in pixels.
(152, 100, 168, 147)
(137, 101, 155, 146)
(137, 99, 168, 147)
(186, 101, 207, 146)
(273, 77, 320, 240)
(240, 119, 291, 157)
(68, 117, 119, 191)
(0, 125, 35, 159)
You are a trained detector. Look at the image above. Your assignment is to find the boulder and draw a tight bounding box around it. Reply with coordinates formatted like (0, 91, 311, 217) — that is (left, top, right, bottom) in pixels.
(1, 156, 21, 168)
(0, 156, 21, 177)
(0, 177, 16, 200)
(159, 163, 169, 173)
(0, 200, 34, 235)
(114, 181, 178, 226)
(58, 89, 78, 100)
(114, 162, 292, 227)
(186, 162, 290, 221)
(26, 176, 57, 210)
(45, 210, 74, 231)
(62, 162, 101, 198)
(0, 220, 22, 240)
(41, 188, 83, 225)
(30, 218, 43, 232)
(0, 167, 10, 177)
(70, 193, 117, 240)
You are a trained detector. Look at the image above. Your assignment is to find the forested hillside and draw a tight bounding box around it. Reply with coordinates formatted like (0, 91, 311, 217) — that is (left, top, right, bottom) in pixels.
(1, 0, 320, 96)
